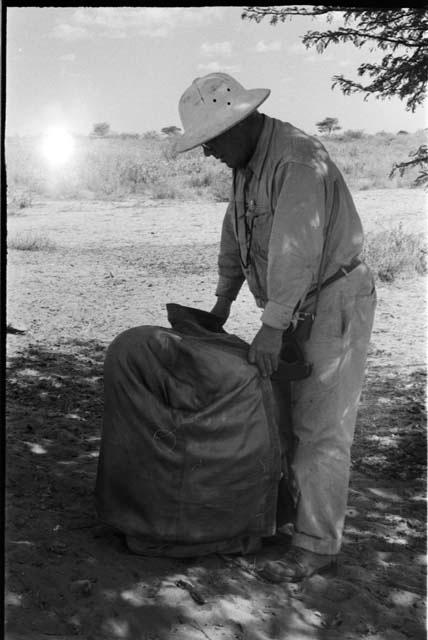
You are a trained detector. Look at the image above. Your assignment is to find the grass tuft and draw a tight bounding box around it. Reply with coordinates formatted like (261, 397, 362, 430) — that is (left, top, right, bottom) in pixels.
(8, 233, 57, 252)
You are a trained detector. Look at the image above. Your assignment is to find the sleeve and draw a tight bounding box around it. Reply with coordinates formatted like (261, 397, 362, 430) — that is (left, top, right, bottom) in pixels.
(215, 202, 246, 301)
(261, 161, 326, 330)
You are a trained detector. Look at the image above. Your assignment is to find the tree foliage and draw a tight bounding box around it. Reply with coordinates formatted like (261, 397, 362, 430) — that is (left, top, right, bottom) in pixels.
(316, 117, 341, 135)
(242, 6, 428, 185)
(390, 145, 428, 188)
(242, 7, 427, 112)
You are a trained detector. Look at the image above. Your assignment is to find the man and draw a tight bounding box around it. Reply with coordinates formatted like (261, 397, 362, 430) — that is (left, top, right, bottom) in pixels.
(173, 72, 376, 582)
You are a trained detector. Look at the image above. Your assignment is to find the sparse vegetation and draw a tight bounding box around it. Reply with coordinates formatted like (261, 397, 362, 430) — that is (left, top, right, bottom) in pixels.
(320, 130, 427, 190)
(362, 224, 427, 282)
(5, 130, 426, 204)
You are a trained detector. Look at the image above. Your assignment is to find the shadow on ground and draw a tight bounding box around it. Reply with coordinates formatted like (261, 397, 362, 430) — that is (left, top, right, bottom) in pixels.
(5, 339, 427, 640)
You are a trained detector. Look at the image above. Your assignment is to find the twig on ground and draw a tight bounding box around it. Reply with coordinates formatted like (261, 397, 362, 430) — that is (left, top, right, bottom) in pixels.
(187, 620, 214, 640)
(175, 580, 206, 605)
(217, 553, 264, 581)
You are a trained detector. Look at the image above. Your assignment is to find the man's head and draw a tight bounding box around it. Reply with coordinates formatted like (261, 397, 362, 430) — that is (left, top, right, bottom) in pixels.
(201, 111, 264, 169)
(173, 72, 270, 168)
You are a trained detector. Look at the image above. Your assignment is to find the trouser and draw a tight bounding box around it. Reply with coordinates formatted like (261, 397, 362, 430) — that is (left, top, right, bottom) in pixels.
(273, 261, 377, 555)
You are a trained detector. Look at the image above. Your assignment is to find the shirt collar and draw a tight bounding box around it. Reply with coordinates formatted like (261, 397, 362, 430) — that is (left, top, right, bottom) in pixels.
(246, 114, 274, 180)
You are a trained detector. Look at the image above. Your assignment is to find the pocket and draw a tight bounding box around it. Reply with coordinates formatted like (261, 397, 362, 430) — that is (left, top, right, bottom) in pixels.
(251, 211, 273, 260)
(311, 288, 346, 340)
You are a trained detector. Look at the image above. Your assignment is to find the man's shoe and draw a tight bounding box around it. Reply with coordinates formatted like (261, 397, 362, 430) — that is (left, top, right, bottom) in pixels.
(258, 545, 338, 583)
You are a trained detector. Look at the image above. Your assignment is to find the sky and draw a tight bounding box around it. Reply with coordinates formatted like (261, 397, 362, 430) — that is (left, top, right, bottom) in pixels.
(6, 6, 427, 137)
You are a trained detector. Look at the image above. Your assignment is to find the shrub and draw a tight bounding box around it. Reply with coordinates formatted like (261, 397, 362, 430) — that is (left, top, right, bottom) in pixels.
(150, 182, 180, 200)
(142, 131, 161, 142)
(362, 224, 427, 282)
(187, 171, 214, 189)
(342, 129, 365, 140)
(8, 232, 56, 252)
(7, 188, 33, 213)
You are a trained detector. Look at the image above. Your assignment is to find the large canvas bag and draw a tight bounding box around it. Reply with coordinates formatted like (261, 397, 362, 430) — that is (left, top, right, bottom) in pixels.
(95, 304, 283, 557)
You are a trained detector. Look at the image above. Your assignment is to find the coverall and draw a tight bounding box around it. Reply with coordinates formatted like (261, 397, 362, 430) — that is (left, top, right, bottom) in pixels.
(215, 114, 377, 555)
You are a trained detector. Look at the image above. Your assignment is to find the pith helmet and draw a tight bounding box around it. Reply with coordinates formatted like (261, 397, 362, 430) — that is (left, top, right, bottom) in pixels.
(173, 72, 271, 154)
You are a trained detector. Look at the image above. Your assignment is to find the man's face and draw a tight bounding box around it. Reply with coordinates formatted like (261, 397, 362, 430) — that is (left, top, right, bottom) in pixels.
(202, 119, 253, 169)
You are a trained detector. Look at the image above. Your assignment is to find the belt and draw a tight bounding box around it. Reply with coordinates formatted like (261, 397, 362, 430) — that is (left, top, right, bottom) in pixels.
(305, 257, 362, 301)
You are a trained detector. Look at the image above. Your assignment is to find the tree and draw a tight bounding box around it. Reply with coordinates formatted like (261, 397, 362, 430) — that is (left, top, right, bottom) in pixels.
(161, 126, 182, 137)
(242, 6, 428, 184)
(92, 122, 110, 137)
(316, 117, 342, 136)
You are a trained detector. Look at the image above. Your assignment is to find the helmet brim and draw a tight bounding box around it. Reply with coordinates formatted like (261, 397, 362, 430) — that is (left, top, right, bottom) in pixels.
(173, 88, 270, 154)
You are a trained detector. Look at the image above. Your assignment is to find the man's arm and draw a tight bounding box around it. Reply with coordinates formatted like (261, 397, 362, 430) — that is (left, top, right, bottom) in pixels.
(262, 161, 326, 330)
(249, 161, 326, 376)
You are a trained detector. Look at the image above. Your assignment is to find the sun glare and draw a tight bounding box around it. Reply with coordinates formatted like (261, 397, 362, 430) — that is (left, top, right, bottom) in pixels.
(40, 126, 75, 167)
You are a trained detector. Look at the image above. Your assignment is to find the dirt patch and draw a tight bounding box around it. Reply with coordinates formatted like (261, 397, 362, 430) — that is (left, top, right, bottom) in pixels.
(6, 190, 427, 640)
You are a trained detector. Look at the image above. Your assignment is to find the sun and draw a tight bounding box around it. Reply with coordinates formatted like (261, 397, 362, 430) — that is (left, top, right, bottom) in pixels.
(40, 126, 75, 166)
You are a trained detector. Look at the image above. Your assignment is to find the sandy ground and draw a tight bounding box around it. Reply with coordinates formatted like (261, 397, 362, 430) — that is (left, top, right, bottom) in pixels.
(5, 188, 427, 640)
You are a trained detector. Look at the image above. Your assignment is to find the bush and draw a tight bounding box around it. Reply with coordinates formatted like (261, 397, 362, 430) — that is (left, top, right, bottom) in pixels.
(150, 182, 180, 200)
(7, 188, 33, 213)
(187, 170, 215, 189)
(362, 224, 427, 282)
(8, 232, 56, 252)
(342, 129, 365, 140)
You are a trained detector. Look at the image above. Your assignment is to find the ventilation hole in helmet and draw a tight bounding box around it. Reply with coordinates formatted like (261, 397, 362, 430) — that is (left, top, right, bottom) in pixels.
(213, 99, 216, 102)
(227, 102, 231, 105)
(227, 88, 231, 91)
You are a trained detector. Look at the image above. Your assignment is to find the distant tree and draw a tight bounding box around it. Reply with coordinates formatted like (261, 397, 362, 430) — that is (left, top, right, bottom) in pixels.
(161, 126, 182, 137)
(316, 117, 341, 136)
(242, 6, 428, 184)
(92, 122, 110, 137)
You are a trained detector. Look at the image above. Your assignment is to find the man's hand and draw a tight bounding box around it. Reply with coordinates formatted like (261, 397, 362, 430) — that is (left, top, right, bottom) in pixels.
(210, 296, 232, 325)
(248, 324, 283, 377)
